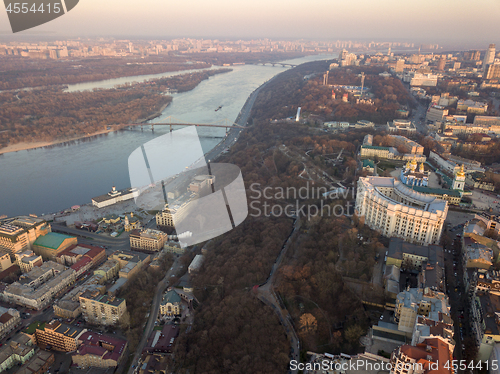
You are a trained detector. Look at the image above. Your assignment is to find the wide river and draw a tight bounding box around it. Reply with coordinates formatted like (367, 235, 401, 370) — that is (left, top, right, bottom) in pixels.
(0, 54, 337, 217)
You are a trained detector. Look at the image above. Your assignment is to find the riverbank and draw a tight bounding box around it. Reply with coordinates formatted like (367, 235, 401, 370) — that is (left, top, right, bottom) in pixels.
(0, 128, 119, 155)
(0, 98, 173, 155)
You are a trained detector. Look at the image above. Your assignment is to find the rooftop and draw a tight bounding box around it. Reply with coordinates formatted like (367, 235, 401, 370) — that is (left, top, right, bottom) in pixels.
(410, 186, 462, 198)
(76, 331, 127, 362)
(92, 187, 136, 203)
(399, 337, 452, 374)
(80, 290, 125, 307)
(33, 232, 75, 250)
(161, 289, 181, 305)
(388, 238, 444, 265)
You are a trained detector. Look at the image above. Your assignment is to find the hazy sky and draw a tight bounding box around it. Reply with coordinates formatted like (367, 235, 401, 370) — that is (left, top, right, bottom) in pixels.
(1, 0, 499, 47)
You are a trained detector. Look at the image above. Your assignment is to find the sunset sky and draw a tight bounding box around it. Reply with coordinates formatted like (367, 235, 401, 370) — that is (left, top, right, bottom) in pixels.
(1, 0, 499, 47)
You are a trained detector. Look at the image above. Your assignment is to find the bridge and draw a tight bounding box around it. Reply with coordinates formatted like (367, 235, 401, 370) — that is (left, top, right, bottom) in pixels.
(117, 116, 245, 138)
(253, 62, 297, 68)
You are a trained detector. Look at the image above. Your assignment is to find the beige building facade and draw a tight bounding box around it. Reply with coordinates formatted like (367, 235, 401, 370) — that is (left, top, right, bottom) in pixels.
(79, 291, 126, 326)
(0, 217, 50, 255)
(355, 177, 448, 246)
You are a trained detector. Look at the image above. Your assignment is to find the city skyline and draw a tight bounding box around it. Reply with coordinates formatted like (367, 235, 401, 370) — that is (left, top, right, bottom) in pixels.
(0, 0, 499, 48)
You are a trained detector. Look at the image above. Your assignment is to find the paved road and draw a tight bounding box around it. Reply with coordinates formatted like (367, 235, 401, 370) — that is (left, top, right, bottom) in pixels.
(257, 218, 301, 373)
(404, 84, 428, 134)
(128, 258, 179, 374)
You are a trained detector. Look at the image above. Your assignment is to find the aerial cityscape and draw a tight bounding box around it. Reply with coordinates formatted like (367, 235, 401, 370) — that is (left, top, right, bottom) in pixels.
(1, 1, 500, 374)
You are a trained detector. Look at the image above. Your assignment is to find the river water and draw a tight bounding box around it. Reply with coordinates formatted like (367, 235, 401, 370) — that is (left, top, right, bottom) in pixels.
(0, 54, 337, 217)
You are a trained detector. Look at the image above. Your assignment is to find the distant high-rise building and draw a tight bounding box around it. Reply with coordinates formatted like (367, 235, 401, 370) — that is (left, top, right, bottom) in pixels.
(395, 59, 405, 73)
(323, 71, 329, 85)
(410, 54, 421, 64)
(437, 58, 446, 71)
(340, 49, 348, 60)
(464, 50, 481, 61)
(486, 63, 500, 80)
(483, 44, 496, 73)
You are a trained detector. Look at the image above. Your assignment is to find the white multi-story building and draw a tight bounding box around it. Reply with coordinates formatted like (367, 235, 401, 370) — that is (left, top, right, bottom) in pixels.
(410, 73, 438, 87)
(91, 186, 138, 209)
(0, 216, 50, 255)
(386, 120, 417, 134)
(360, 145, 396, 159)
(355, 177, 448, 245)
(14, 250, 43, 273)
(388, 135, 424, 154)
(483, 43, 496, 74)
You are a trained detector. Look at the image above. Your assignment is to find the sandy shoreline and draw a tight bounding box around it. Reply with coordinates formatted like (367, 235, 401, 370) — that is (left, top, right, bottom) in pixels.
(0, 128, 117, 155)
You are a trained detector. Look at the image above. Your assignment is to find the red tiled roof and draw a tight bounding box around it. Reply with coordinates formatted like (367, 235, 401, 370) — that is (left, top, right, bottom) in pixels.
(76, 332, 127, 363)
(70, 256, 91, 272)
(77, 344, 107, 357)
(0, 312, 13, 324)
(400, 338, 452, 374)
(143, 324, 179, 353)
(83, 247, 105, 262)
(0, 264, 20, 282)
(57, 244, 105, 261)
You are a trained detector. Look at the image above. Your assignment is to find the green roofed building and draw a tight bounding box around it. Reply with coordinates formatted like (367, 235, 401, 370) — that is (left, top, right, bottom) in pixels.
(362, 159, 376, 173)
(33, 232, 77, 260)
(160, 288, 181, 317)
(410, 185, 462, 205)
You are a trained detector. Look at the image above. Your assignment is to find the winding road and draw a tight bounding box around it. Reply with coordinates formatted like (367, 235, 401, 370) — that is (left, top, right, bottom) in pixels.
(257, 218, 301, 374)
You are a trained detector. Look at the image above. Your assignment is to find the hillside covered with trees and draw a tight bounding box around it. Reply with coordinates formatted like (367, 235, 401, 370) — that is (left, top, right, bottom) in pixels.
(251, 62, 413, 124)
(174, 119, 385, 372)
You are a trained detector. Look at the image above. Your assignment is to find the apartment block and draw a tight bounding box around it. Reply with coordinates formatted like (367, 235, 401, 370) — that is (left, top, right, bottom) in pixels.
(53, 283, 103, 319)
(79, 290, 126, 326)
(0, 306, 21, 339)
(34, 320, 86, 352)
(0, 334, 35, 372)
(0, 216, 50, 255)
(93, 259, 120, 281)
(3, 262, 76, 310)
(0, 249, 13, 272)
(129, 228, 168, 252)
(14, 250, 43, 273)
